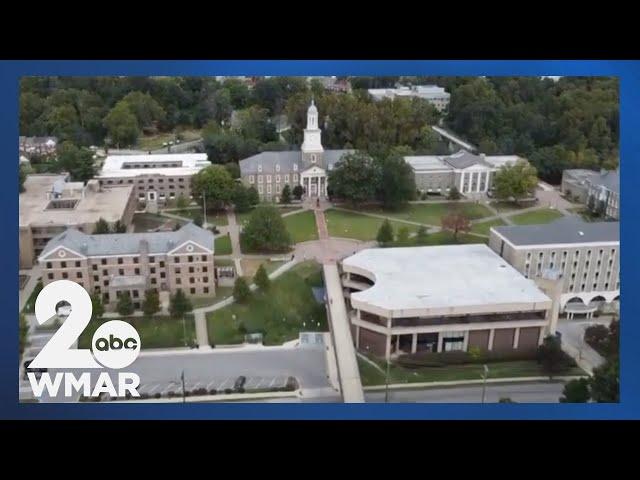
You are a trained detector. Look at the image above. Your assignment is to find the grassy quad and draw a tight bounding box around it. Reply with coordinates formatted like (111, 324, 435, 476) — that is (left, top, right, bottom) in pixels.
(78, 315, 197, 350)
(172, 208, 229, 227)
(509, 208, 564, 225)
(470, 218, 507, 236)
(390, 230, 486, 247)
(357, 357, 585, 386)
(282, 210, 319, 243)
(325, 209, 418, 241)
(357, 202, 493, 226)
(206, 261, 327, 346)
(214, 234, 233, 256)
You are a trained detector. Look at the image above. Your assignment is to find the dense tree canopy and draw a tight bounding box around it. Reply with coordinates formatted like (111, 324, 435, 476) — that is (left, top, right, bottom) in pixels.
(240, 205, 291, 252)
(191, 164, 236, 210)
(327, 152, 378, 206)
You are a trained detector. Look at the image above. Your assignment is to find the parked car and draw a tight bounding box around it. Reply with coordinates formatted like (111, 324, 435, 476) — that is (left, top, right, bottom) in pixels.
(234, 376, 247, 390)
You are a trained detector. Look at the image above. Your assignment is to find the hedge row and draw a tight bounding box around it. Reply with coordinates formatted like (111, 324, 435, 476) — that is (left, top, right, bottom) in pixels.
(396, 349, 538, 368)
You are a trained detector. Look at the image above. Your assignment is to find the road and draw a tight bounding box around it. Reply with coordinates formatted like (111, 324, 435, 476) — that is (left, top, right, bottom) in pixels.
(364, 381, 567, 403)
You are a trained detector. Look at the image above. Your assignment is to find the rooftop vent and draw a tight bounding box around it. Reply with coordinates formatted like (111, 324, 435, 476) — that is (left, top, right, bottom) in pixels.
(578, 231, 585, 236)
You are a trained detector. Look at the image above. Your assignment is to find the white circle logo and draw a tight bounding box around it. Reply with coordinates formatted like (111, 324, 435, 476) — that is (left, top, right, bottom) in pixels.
(91, 320, 141, 369)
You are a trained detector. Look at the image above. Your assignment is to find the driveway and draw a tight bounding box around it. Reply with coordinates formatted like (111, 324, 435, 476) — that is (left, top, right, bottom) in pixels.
(556, 319, 607, 374)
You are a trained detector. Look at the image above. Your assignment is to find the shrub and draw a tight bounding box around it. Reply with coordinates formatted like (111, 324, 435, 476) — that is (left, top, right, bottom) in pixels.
(584, 324, 609, 352)
(154, 393, 161, 399)
(208, 389, 218, 395)
(224, 388, 233, 394)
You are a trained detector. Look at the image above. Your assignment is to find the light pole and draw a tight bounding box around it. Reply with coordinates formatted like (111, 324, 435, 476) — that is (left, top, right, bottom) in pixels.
(481, 364, 489, 404)
(384, 355, 391, 403)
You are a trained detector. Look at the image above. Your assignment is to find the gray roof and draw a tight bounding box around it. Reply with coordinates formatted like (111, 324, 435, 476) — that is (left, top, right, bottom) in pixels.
(443, 150, 484, 169)
(492, 216, 619, 246)
(239, 149, 353, 175)
(40, 222, 214, 258)
(591, 169, 619, 194)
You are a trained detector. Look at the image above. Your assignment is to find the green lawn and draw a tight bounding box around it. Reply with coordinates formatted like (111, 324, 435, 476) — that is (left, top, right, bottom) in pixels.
(136, 129, 201, 151)
(236, 206, 302, 225)
(390, 230, 486, 247)
(361, 202, 493, 226)
(172, 208, 229, 226)
(325, 209, 418, 241)
(510, 208, 565, 225)
(132, 213, 184, 233)
(206, 261, 327, 346)
(490, 201, 530, 213)
(470, 218, 506, 236)
(358, 357, 585, 386)
(190, 287, 234, 308)
(214, 234, 233, 256)
(22, 280, 43, 314)
(78, 315, 196, 350)
(283, 210, 318, 243)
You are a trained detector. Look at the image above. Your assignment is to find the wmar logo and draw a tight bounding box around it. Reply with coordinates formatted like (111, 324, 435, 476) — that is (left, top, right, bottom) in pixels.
(27, 280, 142, 400)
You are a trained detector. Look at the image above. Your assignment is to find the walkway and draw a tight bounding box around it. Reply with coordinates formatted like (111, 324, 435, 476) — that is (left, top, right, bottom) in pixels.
(226, 210, 244, 277)
(323, 263, 364, 403)
(314, 208, 329, 241)
(556, 318, 607, 375)
(19, 266, 42, 313)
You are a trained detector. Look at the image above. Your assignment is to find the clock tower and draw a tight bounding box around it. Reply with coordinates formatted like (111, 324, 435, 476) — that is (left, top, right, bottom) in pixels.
(301, 99, 324, 166)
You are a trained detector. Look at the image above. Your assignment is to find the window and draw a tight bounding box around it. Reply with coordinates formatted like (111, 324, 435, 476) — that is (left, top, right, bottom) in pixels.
(101, 259, 107, 265)
(119, 269, 124, 276)
(249, 175, 255, 184)
(174, 257, 180, 263)
(93, 275, 98, 282)
(132, 290, 139, 298)
(175, 268, 181, 274)
(190, 288, 196, 295)
(160, 272, 166, 279)
(202, 266, 208, 273)
(258, 175, 263, 184)
(133, 257, 139, 264)
(203, 277, 209, 283)
(118, 258, 123, 265)
(92, 264, 97, 271)
(46, 262, 52, 268)
(176, 278, 181, 285)
(62, 272, 68, 279)
(276, 164, 280, 172)
(276, 175, 281, 183)
(159, 261, 164, 267)
(189, 267, 195, 273)
(76, 272, 82, 279)
(104, 280, 109, 287)
(151, 278, 157, 285)
(188, 256, 193, 263)
(204, 287, 209, 294)
(258, 185, 264, 194)
(134, 268, 140, 275)
(258, 164, 263, 173)
(190, 278, 195, 284)
(267, 175, 272, 183)
(48, 273, 53, 280)
(285, 174, 290, 183)
(311, 154, 316, 163)
(150, 267, 156, 274)
(103, 269, 108, 276)
(61, 261, 67, 268)
(293, 173, 298, 182)
(293, 164, 298, 172)
(267, 184, 272, 194)
(201, 255, 207, 262)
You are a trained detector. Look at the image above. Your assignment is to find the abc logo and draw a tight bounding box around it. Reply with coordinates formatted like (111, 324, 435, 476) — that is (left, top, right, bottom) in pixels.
(91, 321, 141, 369)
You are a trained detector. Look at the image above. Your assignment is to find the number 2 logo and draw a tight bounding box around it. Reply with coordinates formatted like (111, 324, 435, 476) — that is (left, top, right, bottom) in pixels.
(28, 280, 101, 369)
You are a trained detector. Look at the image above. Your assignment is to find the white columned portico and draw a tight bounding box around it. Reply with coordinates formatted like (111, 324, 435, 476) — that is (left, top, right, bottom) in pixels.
(476, 171, 481, 192)
(459, 171, 465, 193)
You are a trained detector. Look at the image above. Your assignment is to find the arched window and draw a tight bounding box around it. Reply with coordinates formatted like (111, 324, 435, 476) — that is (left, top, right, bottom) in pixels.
(311, 154, 316, 163)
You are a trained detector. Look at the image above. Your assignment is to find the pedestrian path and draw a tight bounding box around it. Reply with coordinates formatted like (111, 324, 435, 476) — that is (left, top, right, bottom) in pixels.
(314, 208, 329, 240)
(226, 210, 243, 277)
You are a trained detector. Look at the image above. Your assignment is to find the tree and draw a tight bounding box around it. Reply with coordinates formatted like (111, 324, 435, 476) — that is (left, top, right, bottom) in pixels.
(116, 292, 134, 316)
(56, 141, 96, 182)
(247, 186, 260, 206)
(254, 264, 270, 291)
(498, 397, 516, 403)
(169, 289, 193, 318)
(176, 194, 188, 209)
(589, 356, 619, 403)
(447, 186, 461, 200)
(327, 152, 377, 206)
(376, 220, 394, 246)
(280, 184, 292, 204)
(19, 313, 29, 355)
(440, 212, 471, 241)
(375, 151, 416, 210)
(396, 226, 410, 245)
(241, 205, 292, 252)
(233, 277, 251, 303)
(559, 378, 590, 403)
(19, 165, 27, 193)
(234, 105, 277, 143)
(119, 91, 166, 129)
(142, 290, 160, 317)
(103, 102, 140, 148)
(415, 225, 429, 244)
(112, 220, 127, 233)
(93, 218, 110, 234)
(536, 335, 569, 377)
(224, 162, 241, 179)
(193, 213, 203, 227)
(90, 293, 104, 321)
(192, 164, 236, 210)
(492, 160, 538, 204)
(232, 184, 251, 213)
(292, 185, 304, 200)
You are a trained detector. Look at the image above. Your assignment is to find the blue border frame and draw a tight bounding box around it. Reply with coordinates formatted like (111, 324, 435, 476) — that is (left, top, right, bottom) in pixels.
(1, 60, 636, 419)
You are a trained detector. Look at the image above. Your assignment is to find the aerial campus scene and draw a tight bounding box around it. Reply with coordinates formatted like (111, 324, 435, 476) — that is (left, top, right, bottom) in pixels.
(18, 75, 619, 403)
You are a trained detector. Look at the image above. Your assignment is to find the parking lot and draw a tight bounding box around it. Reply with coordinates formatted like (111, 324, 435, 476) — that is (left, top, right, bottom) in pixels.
(137, 375, 292, 397)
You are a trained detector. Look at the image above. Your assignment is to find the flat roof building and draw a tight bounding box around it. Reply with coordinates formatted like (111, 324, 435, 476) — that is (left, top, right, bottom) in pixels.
(561, 168, 620, 220)
(96, 153, 211, 206)
(19, 174, 136, 268)
(489, 216, 620, 318)
(368, 85, 450, 111)
(341, 244, 556, 360)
